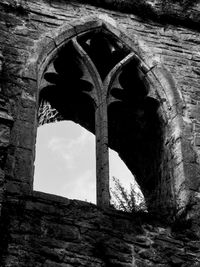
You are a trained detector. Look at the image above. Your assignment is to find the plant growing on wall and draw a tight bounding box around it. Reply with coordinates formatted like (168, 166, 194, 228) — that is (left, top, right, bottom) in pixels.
(110, 176, 147, 213)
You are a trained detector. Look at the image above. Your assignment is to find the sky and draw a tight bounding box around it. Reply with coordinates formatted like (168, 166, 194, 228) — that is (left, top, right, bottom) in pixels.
(34, 121, 138, 204)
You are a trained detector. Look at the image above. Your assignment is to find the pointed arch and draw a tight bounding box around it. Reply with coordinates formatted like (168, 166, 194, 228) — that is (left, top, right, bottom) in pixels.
(22, 15, 191, 216)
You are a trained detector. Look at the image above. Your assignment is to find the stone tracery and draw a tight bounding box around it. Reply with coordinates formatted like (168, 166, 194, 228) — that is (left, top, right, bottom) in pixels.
(38, 27, 169, 213)
(1, 0, 200, 263)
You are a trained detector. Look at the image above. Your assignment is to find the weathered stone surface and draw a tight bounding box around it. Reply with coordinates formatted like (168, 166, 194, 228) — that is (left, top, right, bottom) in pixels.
(70, 0, 200, 31)
(43, 261, 73, 267)
(0, 194, 200, 266)
(1, 0, 200, 266)
(0, 125, 10, 148)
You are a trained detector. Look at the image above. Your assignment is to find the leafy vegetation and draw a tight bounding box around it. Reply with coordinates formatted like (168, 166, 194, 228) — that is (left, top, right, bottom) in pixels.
(110, 176, 147, 213)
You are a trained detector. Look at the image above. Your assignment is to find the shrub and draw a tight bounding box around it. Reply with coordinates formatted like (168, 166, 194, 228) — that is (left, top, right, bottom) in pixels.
(110, 176, 147, 213)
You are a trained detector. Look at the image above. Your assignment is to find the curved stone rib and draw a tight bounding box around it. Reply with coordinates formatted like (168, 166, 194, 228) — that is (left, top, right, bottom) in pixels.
(72, 37, 104, 105)
(74, 59, 98, 104)
(104, 52, 135, 103)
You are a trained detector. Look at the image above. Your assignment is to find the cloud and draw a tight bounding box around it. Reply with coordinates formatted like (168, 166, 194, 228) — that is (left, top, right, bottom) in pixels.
(34, 121, 96, 202)
(47, 127, 94, 169)
(60, 169, 96, 203)
(67, 128, 91, 149)
(35, 121, 144, 206)
(48, 137, 75, 169)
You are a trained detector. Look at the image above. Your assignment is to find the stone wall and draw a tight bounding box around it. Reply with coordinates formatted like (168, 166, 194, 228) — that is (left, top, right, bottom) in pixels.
(1, 0, 200, 213)
(1, 0, 200, 265)
(1, 192, 200, 267)
(75, 0, 200, 29)
(0, 51, 13, 216)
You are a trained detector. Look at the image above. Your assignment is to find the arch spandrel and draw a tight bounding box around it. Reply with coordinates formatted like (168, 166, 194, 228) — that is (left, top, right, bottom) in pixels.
(22, 15, 193, 216)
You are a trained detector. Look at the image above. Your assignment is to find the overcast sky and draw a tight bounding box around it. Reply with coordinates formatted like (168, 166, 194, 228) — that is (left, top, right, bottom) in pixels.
(34, 121, 137, 203)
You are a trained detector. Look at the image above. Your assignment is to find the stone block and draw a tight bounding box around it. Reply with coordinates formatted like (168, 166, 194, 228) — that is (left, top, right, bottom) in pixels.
(63, 241, 94, 256)
(5, 180, 31, 195)
(0, 168, 5, 181)
(188, 103, 200, 121)
(195, 135, 200, 146)
(106, 260, 134, 267)
(44, 260, 73, 267)
(138, 248, 158, 262)
(37, 36, 57, 69)
(187, 241, 200, 252)
(4, 82, 22, 98)
(0, 187, 4, 202)
(5, 154, 15, 178)
(25, 201, 62, 215)
(21, 77, 37, 98)
(18, 95, 37, 122)
(194, 123, 200, 133)
(184, 162, 200, 191)
(72, 17, 102, 35)
(51, 24, 76, 46)
(182, 121, 193, 140)
(18, 122, 35, 149)
(14, 147, 34, 183)
(10, 120, 35, 149)
(2, 255, 20, 267)
(170, 255, 185, 265)
(44, 223, 80, 242)
(22, 60, 37, 81)
(181, 139, 197, 163)
(0, 124, 10, 147)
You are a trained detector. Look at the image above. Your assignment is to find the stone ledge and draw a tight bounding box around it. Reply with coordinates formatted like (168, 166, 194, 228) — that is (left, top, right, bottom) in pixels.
(0, 111, 13, 124)
(32, 190, 95, 207)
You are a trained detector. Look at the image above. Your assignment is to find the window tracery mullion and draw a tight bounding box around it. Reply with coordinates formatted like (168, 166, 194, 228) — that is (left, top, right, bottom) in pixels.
(72, 37, 110, 208)
(103, 52, 135, 105)
(72, 38, 103, 105)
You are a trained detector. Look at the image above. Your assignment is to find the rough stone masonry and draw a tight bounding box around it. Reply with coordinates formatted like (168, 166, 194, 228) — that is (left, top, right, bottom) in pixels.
(1, 0, 200, 266)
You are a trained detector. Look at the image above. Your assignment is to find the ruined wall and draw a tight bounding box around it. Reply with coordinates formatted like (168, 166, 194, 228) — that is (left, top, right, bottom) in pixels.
(1, 0, 200, 266)
(1, 0, 200, 213)
(1, 192, 200, 267)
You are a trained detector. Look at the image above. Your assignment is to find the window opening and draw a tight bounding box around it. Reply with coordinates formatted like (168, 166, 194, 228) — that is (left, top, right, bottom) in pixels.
(34, 121, 96, 203)
(37, 27, 163, 212)
(107, 58, 162, 213)
(109, 148, 146, 212)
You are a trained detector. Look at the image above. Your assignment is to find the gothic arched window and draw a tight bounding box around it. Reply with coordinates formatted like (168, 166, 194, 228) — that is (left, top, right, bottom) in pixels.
(38, 27, 162, 211)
